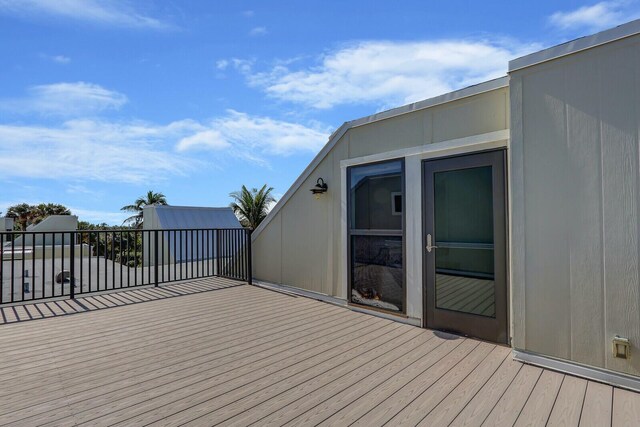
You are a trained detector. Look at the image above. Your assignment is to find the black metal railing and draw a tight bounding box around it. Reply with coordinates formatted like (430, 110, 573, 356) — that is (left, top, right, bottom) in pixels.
(0, 228, 252, 306)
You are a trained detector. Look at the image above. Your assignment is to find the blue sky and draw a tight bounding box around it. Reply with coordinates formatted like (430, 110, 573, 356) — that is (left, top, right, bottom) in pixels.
(0, 0, 637, 224)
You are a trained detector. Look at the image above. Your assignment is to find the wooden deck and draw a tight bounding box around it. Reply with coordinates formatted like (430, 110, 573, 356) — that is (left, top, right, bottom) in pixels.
(0, 278, 639, 426)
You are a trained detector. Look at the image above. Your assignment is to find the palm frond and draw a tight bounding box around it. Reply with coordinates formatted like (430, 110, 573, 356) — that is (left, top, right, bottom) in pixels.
(229, 184, 275, 229)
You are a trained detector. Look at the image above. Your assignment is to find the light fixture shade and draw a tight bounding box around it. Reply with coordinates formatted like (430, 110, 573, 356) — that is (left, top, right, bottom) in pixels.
(310, 178, 328, 195)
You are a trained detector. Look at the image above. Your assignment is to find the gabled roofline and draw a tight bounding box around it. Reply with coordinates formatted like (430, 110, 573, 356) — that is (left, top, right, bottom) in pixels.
(252, 76, 509, 240)
(509, 19, 640, 72)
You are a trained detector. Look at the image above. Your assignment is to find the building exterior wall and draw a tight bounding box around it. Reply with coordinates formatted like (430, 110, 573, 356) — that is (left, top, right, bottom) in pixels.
(253, 85, 510, 321)
(510, 33, 640, 376)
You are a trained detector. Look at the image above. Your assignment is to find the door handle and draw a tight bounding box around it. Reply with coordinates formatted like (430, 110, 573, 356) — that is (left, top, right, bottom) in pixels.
(426, 234, 438, 253)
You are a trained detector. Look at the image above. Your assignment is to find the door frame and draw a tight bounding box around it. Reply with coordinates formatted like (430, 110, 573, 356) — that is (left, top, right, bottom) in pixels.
(422, 149, 509, 344)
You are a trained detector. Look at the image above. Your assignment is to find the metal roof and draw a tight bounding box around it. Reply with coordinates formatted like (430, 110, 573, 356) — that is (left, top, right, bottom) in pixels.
(148, 206, 241, 229)
(509, 18, 640, 72)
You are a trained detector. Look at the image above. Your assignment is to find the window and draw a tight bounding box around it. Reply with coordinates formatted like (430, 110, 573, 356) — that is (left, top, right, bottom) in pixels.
(348, 159, 405, 313)
(391, 192, 402, 216)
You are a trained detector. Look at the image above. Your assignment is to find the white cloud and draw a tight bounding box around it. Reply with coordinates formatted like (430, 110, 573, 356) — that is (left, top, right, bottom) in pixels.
(0, 119, 197, 183)
(68, 207, 128, 225)
(51, 55, 71, 63)
(249, 26, 268, 36)
(215, 59, 229, 70)
(0, 112, 329, 182)
(0, 0, 172, 30)
(39, 53, 70, 64)
(177, 130, 231, 151)
(243, 39, 537, 109)
(66, 184, 93, 194)
(231, 58, 255, 74)
(549, 1, 640, 31)
(0, 82, 128, 116)
(176, 110, 330, 159)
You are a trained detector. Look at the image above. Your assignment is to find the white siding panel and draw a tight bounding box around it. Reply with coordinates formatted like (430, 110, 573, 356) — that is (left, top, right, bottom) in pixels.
(522, 65, 571, 359)
(599, 43, 640, 375)
(512, 34, 640, 376)
(564, 54, 606, 368)
(252, 213, 282, 284)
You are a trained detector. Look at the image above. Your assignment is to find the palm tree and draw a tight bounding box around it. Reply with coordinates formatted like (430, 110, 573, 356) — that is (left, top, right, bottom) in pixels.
(229, 184, 275, 229)
(6, 203, 71, 230)
(121, 191, 168, 228)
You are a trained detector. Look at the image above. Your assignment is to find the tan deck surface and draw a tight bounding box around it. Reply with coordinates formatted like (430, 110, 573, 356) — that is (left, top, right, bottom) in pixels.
(0, 277, 639, 426)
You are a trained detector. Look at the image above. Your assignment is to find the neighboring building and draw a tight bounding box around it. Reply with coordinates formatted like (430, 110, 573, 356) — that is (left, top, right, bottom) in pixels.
(143, 205, 243, 265)
(143, 205, 242, 230)
(7, 215, 77, 247)
(1, 215, 90, 302)
(252, 20, 640, 390)
(0, 217, 13, 242)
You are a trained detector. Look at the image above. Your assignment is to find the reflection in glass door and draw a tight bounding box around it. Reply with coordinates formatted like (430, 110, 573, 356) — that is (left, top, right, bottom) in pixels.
(423, 151, 507, 343)
(435, 166, 495, 317)
(348, 160, 405, 314)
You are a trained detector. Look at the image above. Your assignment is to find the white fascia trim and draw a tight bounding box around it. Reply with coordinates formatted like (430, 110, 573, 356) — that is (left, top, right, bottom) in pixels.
(340, 129, 510, 168)
(513, 349, 640, 392)
(252, 77, 509, 241)
(509, 19, 640, 72)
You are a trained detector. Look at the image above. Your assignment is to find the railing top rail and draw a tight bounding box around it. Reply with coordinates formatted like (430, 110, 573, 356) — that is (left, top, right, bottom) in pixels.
(0, 227, 250, 234)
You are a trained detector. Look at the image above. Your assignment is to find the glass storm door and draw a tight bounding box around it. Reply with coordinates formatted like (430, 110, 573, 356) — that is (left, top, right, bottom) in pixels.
(423, 150, 508, 343)
(348, 160, 405, 314)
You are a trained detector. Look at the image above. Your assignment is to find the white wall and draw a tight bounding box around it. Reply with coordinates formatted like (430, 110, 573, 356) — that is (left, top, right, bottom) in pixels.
(7, 215, 78, 247)
(510, 33, 640, 376)
(253, 84, 510, 325)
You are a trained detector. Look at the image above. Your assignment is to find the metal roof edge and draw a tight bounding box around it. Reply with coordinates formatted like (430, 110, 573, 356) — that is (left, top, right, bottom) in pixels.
(145, 205, 233, 211)
(348, 76, 509, 129)
(252, 77, 509, 240)
(509, 19, 640, 72)
(252, 121, 351, 239)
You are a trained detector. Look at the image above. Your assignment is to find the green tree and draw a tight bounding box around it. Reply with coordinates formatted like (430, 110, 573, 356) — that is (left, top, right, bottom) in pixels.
(229, 184, 275, 229)
(6, 203, 71, 230)
(120, 190, 168, 228)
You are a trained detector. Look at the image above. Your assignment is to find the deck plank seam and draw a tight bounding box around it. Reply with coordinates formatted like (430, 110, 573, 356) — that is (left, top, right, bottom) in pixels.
(271, 334, 454, 427)
(92, 322, 409, 426)
(3, 312, 383, 425)
(0, 298, 339, 386)
(210, 327, 437, 426)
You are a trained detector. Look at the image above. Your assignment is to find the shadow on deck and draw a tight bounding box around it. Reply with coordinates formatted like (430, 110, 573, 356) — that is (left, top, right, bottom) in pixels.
(0, 277, 244, 325)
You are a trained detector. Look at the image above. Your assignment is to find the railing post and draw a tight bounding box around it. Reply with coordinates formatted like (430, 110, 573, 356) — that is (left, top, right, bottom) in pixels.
(216, 229, 220, 277)
(70, 233, 75, 299)
(246, 228, 252, 285)
(154, 230, 159, 287)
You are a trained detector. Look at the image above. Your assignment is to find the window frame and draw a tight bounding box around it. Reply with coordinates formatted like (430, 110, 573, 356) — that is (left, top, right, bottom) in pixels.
(347, 158, 407, 315)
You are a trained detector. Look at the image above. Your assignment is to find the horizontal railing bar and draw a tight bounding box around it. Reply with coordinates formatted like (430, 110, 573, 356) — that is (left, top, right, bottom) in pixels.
(0, 228, 247, 236)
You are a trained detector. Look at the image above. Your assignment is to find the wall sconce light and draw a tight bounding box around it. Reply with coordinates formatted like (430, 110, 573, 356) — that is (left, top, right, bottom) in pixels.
(310, 178, 328, 199)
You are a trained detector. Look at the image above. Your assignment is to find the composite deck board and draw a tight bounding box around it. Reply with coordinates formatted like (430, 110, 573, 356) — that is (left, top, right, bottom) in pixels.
(1, 307, 359, 424)
(0, 302, 347, 415)
(417, 345, 511, 426)
(547, 375, 588, 425)
(513, 369, 563, 426)
(0, 278, 636, 426)
(612, 388, 640, 425)
(579, 381, 613, 426)
(303, 334, 465, 426)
